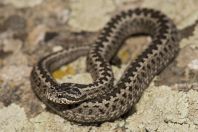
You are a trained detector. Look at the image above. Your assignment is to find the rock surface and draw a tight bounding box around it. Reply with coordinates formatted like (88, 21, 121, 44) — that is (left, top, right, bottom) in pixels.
(0, 0, 198, 131)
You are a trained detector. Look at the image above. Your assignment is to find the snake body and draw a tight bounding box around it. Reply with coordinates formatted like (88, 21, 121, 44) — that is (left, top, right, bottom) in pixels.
(31, 8, 180, 123)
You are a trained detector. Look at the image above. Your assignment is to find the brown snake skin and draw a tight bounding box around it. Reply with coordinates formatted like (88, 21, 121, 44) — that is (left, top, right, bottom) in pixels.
(31, 8, 180, 124)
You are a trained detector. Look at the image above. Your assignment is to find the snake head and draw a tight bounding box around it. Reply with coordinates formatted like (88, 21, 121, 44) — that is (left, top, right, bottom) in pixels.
(47, 83, 87, 104)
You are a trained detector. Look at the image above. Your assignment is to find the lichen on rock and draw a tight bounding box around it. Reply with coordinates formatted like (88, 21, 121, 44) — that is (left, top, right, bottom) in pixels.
(0, 0, 198, 131)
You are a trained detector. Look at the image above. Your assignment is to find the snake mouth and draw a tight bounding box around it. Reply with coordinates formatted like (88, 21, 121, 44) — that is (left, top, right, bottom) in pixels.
(46, 83, 88, 104)
(46, 92, 87, 104)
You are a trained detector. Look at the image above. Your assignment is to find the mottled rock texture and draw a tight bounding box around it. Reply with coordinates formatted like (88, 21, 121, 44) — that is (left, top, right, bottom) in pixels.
(0, 0, 198, 131)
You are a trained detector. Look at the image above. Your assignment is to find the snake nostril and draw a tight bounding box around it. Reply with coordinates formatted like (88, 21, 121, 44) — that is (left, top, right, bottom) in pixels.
(57, 94, 63, 98)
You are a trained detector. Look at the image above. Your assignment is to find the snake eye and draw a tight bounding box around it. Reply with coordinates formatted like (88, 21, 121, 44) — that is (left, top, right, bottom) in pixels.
(57, 94, 63, 98)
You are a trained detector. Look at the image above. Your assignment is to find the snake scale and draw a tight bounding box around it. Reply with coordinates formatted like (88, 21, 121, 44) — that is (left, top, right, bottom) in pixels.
(31, 8, 180, 124)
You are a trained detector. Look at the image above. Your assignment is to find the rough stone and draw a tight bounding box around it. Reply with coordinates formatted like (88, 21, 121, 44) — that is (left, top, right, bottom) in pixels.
(0, 104, 29, 131)
(68, 0, 115, 31)
(1, 0, 43, 8)
(0, 0, 198, 131)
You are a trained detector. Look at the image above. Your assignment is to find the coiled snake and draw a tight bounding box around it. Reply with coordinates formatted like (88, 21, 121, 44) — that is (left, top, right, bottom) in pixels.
(31, 8, 180, 124)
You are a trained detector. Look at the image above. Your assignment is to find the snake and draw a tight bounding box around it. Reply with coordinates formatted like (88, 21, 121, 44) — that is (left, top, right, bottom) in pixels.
(30, 8, 180, 124)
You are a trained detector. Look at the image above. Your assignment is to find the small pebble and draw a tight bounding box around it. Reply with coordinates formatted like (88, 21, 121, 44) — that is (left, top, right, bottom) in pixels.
(27, 25, 47, 46)
(188, 59, 198, 70)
